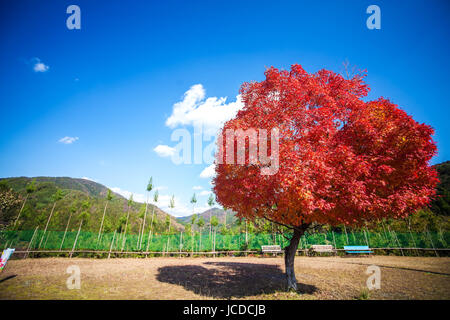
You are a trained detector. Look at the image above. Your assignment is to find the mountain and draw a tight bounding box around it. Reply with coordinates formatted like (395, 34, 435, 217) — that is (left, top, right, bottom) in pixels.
(0, 176, 184, 232)
(177, 207, 237, 228)
(1, 176, 120, 199)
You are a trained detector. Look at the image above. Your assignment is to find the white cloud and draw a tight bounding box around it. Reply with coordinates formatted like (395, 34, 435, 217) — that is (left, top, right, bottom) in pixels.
(155, 186, 168, 191)
(58, 136, 79, 144)
(200, 164, 215, 179)
(165, 84, 244, 135)
(149, 194, 209, 217)
(199, 190, 212, 196)
(32, 58, 49, 72)
(110, 187, 147, 203)
(154, 144, 176, 157)
(81, 177, 96, 182)
(193, 186, 203, 190)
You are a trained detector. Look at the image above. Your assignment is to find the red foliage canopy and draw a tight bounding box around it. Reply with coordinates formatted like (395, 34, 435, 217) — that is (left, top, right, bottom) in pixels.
(213, 65, 438, 227)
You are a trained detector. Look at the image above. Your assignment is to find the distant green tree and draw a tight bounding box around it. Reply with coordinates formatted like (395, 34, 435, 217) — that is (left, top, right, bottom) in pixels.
(191, 214, 197, 229)
(39, 189, 64, 248)
(223, 207, 228, 229)
(220, 225, 229, 235)
(98, 189, 113, 243)
(184, 223, 191, 235)
(147, 189, 159, 251)
(139, 177, 153, 249)
(210, 215, 219, 252)
(190, 213, 197, 254)
(60, 203, 79, 250)
(121, 194, 133, 251)
(0, 185, 21, 229)
(13, 179, 36, 228)
(165, 215, 171, 233)
(207, 193, 215, 238)
(197, 216, 205, 250)
(166, 195, 175, 252)
(78, 201, 91, 224)
(191, 193, 197, 214)
(78, 209, 91, 228)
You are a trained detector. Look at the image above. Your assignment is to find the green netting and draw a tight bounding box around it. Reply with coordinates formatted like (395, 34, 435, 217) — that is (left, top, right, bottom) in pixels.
(1, 229, 449, 252)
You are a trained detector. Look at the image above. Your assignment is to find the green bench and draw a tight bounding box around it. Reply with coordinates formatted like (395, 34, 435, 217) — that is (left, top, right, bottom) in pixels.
(344, 245, 373, 255)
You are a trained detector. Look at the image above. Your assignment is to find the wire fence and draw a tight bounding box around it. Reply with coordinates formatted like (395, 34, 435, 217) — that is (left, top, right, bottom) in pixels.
(1, 229, 449, 252)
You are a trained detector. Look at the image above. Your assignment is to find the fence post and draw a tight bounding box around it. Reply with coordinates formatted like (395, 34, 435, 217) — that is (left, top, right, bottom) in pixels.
(363, 229, 369, 247)
(70, 220, 83, 258)
(343, 225, 349, 245)
(60, 211, 73, 251)
(214, 230, 216, 258)
(179, 232, 183, 257)
(408, 229, 419, 256)
(387, 226, 404, 256)
(438, 226, 447, 247)
(97, 202, 108, 245)
(108, 231, 116, 259)
(25, 227, 38, 259)
(332, 231, 337, 253)
(38, 202, 56, 248)
(365, 227, 371, 247)
(425, 227, 439, 257)
(43, 232, 50, 249)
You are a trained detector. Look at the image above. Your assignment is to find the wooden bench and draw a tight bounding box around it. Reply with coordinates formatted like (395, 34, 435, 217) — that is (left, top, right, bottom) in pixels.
(344, 245, 373, 255)
(261, 245, 282, 256)
(310, 244, 335, 255)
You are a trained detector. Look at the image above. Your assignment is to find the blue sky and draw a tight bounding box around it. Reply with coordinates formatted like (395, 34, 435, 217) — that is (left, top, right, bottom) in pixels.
(0, 0, 449, 216)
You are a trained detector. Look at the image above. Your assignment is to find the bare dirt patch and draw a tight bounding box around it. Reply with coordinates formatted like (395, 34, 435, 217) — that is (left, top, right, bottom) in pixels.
(0, 256, 449, 300)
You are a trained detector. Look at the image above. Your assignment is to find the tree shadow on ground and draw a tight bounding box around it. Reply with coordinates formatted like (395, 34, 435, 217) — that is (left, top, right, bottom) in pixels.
(0, 275, 17, 283)
(344, 261, 450, 276)
(156, 261, 317, 298)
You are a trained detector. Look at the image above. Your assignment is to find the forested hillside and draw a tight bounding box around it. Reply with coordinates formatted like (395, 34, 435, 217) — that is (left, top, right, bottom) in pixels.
(177, 208, 236, 227)
(0, 177, 184, 234)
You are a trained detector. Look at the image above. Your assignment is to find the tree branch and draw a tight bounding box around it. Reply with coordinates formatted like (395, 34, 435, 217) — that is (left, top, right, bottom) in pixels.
(262, 214, 294, 231)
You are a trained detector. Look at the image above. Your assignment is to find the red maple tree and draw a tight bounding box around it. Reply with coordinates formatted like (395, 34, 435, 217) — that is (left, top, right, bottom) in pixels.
(213, 64, 438, 290)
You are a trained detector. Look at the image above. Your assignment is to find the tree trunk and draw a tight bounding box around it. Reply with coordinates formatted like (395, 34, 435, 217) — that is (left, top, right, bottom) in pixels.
(39, 202, 56, 248)
(284, 224, 309, 291)
(98, 201, 108, 242)
(224, 211, 227, 228)
(148, 206, 156, 249)
(122, 206, 130, 251)
(245, 220, 248, 244)
(139, 194, 149, 249)
(60, 211, 73, 251)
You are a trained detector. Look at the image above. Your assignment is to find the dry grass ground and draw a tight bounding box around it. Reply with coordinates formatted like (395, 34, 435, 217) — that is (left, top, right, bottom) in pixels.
(0, 256, 449, 300)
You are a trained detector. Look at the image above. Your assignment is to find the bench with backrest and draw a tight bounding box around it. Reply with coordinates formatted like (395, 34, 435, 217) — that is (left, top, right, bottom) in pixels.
(261, 245, 282, 256)
(310, 244, 335, 255)
(344, 245, 373, 255)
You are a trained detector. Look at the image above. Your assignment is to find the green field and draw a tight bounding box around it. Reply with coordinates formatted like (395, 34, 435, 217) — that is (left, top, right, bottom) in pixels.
(2, 229, 449, 252)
